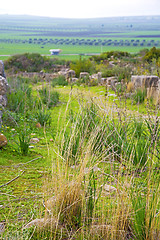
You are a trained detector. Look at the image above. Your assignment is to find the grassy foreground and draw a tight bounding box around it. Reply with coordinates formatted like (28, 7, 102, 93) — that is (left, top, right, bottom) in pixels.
(0, 78, 160, 239)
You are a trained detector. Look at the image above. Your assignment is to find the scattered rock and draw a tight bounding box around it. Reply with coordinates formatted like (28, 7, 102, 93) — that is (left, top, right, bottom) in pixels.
(103, 184, 117, 193)
(0, 133, 7, 148)
(29, 146, 34, 149)
(80, 72, 89, 79)
(108, 93, 117, 97)
(30, 138, 39, 144)
(36, 123, 41, 128)
(93, 166, 101, 172)
(31, 133, 36, 136)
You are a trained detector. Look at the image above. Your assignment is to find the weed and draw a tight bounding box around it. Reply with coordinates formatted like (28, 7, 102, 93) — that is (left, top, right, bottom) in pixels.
(35, 109, 51, 126)
(38, 87, 59, 108)
(132, 88, 147, 104)
(18, 127, 31, 155)
(52, 75, 68, 87)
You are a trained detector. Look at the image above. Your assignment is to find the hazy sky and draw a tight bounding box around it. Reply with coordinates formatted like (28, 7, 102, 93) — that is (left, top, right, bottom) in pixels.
(0, 0, 160, 18)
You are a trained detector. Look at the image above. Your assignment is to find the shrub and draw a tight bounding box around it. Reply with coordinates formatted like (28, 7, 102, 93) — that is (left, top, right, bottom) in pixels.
(35, 109, 51, 126)
(6, 77, 34, 113)
(70, 57, 95, 77)
(99, 65, 131, 81)
(52, 75, 68, 87)
(7, 87, 33, 113)
(143, 47, 160, 63)
(90, 50, 131, 63)
(38, 87, 59, 108)
(4, 53, 67, 73)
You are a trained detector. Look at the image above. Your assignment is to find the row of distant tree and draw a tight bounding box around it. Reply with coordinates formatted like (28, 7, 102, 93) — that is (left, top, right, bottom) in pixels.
(0, 38, 159, 47)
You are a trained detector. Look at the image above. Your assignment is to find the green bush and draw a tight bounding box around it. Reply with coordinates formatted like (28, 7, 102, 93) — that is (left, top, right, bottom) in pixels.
(100, 65, 131, 81)
(70, 57, 95, 77)
(90, 50, 131, 63)
(4, 53, 66, 73)
(143, 47, 160, 63)
(7, 87, 33, 113)
(38, 87, 59, 108)
(52, 75, 68, 87)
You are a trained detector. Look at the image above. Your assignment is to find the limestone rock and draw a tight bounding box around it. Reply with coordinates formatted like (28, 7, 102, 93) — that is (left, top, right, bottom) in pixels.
(70, 77, 78, 83)
(0, 76, 8, 96)
(103, 184, 116, 193)
(66, 69, 76, 78)
(106, 77, 117, 86)
(0, 133, 7, 147)
(131, 75, 160, 104)
(79, 72, 89, 79)
(30, 138, 39, 144)
(0, 95, 7, 107)
(131, 75, 159, 89)
(0, 60, 6, 78)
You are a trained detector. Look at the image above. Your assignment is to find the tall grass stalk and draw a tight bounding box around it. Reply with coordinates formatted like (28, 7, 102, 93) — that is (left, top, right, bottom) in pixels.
(23, 96, 160, 239)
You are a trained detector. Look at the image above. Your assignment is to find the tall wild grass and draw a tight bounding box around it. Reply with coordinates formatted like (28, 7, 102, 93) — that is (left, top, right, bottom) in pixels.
(29, 98, 160, 240)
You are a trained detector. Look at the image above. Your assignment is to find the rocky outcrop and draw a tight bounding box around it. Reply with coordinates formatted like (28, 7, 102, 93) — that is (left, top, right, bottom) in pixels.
(0, 61, 9, 127)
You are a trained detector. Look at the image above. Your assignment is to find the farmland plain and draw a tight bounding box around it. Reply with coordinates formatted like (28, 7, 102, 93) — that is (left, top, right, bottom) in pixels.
(0, 15, 160, 59)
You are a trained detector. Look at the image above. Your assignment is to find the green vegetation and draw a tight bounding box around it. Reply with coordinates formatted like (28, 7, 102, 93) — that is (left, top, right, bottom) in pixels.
(70, 56, 95, 77)
(143, 46, 160, 62)
(4, 53, 70, 73)
(52, 75, 68, 87)
(1, 83, 160, 239)
(1, 47, 160, 239)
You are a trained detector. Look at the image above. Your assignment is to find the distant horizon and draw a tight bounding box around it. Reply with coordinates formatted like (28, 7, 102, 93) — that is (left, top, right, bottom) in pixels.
(1, 13, 160, 20)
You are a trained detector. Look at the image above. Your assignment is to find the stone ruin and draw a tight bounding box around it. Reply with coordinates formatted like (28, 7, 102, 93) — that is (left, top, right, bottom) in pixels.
(0, 60, 9, 127)
(56, 69, 160, 103)
(131, 75, 160, 103)
(0, 60, 9, 147)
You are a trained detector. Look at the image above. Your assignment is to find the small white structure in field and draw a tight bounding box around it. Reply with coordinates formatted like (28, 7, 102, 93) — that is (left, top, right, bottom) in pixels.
(49, 49, 62, 55)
